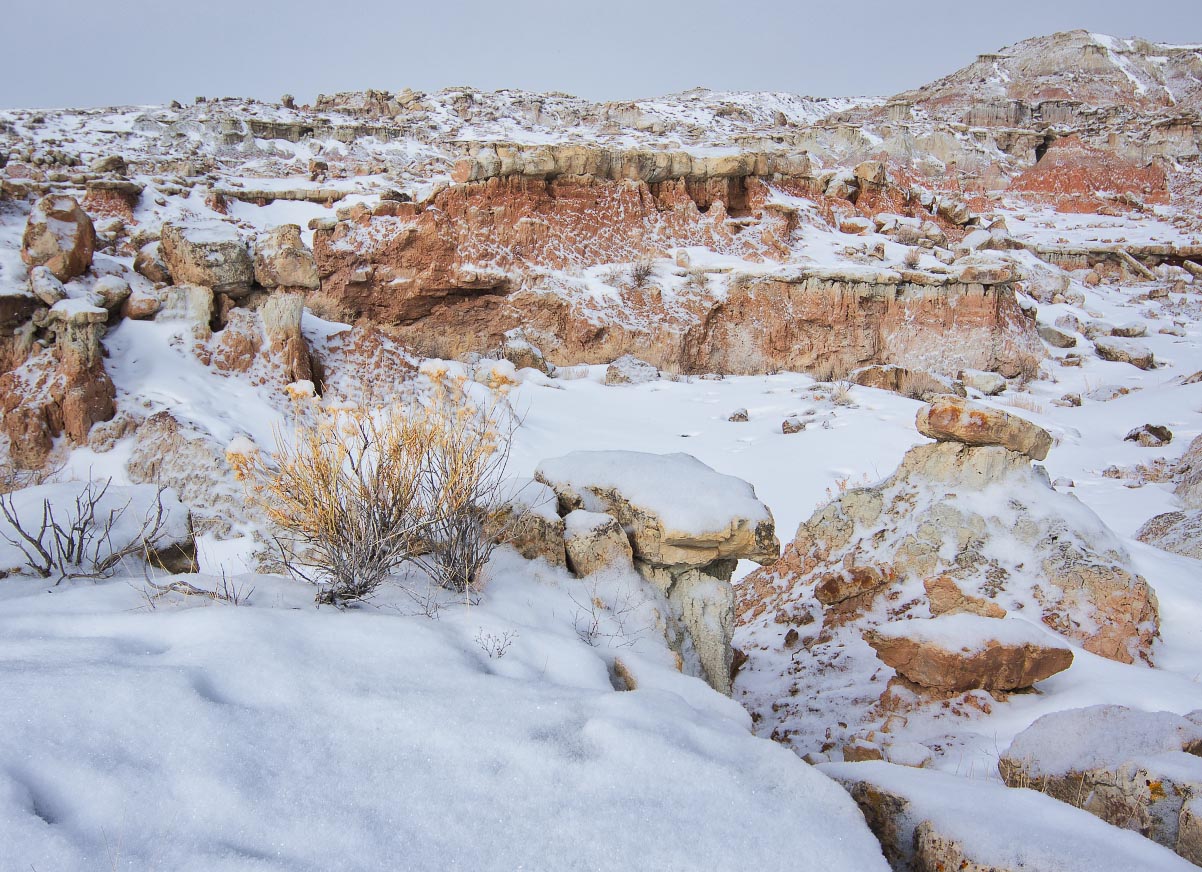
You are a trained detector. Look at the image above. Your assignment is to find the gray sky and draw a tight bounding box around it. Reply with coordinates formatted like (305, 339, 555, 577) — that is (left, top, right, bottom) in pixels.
(3, 0, 1201, 109)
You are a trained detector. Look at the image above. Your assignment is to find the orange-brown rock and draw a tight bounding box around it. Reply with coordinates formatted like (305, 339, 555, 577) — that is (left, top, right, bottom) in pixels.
(916, 396, 1053, 460)
(1008, 135, 1169, 213)
(924, 575, 1006, 618)
(21, 195, 96, 282)
(864, 615, 1073, 692)
(310, 174, 1040, 378)
(1, 302, 115, 468)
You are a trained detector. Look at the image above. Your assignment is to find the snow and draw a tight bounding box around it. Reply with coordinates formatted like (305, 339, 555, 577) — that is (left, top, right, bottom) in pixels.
(871, 613, 1069, 654)
(0, 559, 889, 872)
(534, 450, 771, 534)
(1003, 704, 1202, 775)
(821, 761, 1197, 872)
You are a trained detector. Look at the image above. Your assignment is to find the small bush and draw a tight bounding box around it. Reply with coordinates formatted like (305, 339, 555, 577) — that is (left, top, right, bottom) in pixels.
(903, 248, 922, 268)
(628, 256, 656, 289)
(233, 377, 519, 605)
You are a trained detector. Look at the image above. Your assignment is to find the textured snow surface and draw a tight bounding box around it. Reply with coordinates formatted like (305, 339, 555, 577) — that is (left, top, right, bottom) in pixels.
(535, 450, 771, 533)
(821, 761, 1197, 872)
(1004, 704, 1202, 776)
(0, 561, 888, 872)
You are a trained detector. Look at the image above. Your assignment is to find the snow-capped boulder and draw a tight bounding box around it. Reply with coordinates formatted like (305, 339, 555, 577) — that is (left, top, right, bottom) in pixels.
(604, 354, 659, 385)
(864, 614, 1073, 692)
(823, 761, 1197, 872)
(536, 450, 779, 693)
(958, 369, 1006, 396)
(28, 265, 67, 305)
(999, 705, 1202, 863)
(1038, 324, 1077, 348)
(1136, 510, 1202, 560)
(253, 224, 320, 290)
(563, 509, 633, 577)
(1124, 423, 1172, 447)
(133, 241, 171, 284)
(21, 195, 96, 282)
(500, 329, 551, 375)
(1094, 336, 1155, 370)
(1174, 435, 1202, 509)
(917, 396, 1052, 460)
(160, 221, 254, 297)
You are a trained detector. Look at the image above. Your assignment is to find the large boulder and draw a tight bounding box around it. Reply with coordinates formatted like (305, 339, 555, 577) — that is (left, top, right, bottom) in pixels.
(563, 510, 634, 577)
(536, 450, 779, 694)
(1174, 435, 1202, 509)
(160, 221, 254, 297)
(737, 434, 1159, 757)
(999, 705, 1202, 863)
(864, 614, 1073, 692)
(823, 761, 1197, 872)
(253, 224, 320, 290)
(916, 396, 1052, 460)
(21, 195, 96, 282)
(1094, 336, 1155, 370)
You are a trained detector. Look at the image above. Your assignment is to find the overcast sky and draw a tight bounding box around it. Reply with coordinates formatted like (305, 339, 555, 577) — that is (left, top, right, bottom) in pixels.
(3, 0, 1201, 109)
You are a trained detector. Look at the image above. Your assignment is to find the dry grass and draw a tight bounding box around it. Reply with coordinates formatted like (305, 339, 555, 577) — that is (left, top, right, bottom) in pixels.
(903, 248, 922, 268)
(628, 256, 656, 289)
(1005, 394, 1047, 415)
(232, 376, 519, 604)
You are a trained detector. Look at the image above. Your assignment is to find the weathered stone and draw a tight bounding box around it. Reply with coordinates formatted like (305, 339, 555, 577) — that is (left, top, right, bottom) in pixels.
(959, 369, 1006, 396)
(253, 224, 320, 290)
(916, 396, 1053, 460)
(563, 510, 634, 577)
(1000, 705, 1202, 862)
(1124, 424, 1172, 447)
(1095, 336, 1155, 369)
(1136, 510, 1202, 560)
(28, 265, 66, 305)
(133, 241, 171, 284)
(1038, 324, 1077, 348)
(21, 195, 95, 281)
(604, 354, 658, 385)
(865, 615, 1073, 692)
(923, 575, 1006, 618)
(160, 221, 253, 297)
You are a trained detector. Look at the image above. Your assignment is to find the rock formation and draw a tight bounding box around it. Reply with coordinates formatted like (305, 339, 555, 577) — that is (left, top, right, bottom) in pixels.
(160, 221, 254, 297)
(736, 398, 1159, 755)
(21, 195, 95, 282)
(535, 450, 779, 693)
(999, 705, 1202, 864)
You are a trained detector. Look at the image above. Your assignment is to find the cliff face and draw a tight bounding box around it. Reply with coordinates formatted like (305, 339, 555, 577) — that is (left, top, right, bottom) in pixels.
(311, 156, 1041, 378)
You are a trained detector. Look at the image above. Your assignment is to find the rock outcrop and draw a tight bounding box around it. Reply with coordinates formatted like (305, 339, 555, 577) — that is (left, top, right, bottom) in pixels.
(21, 195, 96, 282)
(253, 224, 320, 290)
(916, 395, 1053, 460)
(562, 509, 634, 577)
(160, 221, 254, 297)
(864, 614, 1073, 692)
(536, 450, 779, 694)
(736, 399, 1158, 755)
(823, 760, 1196, 872)
(0, 301, 115, 468)
(310, 175, 1042, 379)
(999, 705, 1202, 863)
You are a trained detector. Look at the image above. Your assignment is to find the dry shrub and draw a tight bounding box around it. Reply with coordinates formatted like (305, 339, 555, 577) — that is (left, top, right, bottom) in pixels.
(897, 369, 950, 401)
(1005, 393, 1047, 415)
(628, 256, 656, 289)
(903, 248, 922, 268)
(232, 377, 519, 605)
